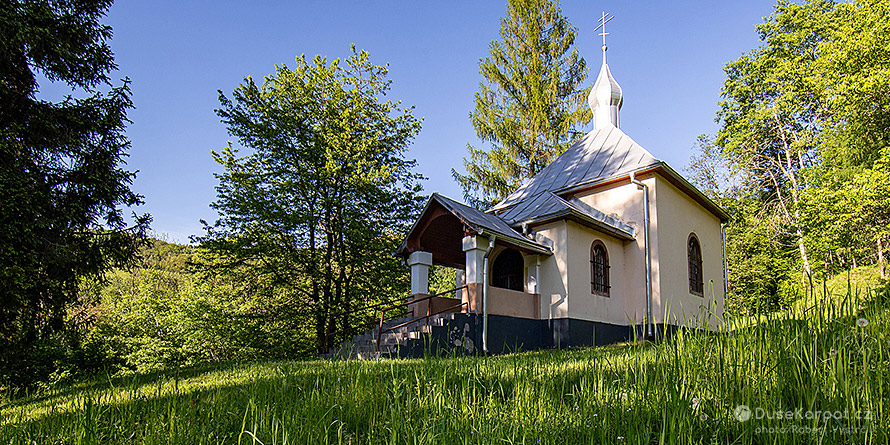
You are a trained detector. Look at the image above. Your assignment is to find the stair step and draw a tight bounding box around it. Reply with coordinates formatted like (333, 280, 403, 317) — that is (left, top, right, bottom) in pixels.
(322, 312, 476, 360)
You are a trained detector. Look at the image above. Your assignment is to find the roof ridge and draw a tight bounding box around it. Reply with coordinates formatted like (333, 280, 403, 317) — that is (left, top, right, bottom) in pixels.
(493, 126, 661, 210)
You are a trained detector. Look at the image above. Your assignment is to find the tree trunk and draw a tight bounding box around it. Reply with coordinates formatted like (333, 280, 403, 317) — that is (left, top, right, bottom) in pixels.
(787, 174, 810, 279)
(772, 112, 811, 279)
(315, 313, 326, 355)
(309, 215, 326, 355)
(796, 226, 810, 278)
(879, 237, 886, 280)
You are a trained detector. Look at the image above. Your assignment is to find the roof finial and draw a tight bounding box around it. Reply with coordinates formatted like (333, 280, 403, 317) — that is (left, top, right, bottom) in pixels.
(593, 11, 613, 64)
(588, 11, 622, 130)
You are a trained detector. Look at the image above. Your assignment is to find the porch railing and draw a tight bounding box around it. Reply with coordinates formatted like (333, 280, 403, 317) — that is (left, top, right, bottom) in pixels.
(376, 284, 470, 351)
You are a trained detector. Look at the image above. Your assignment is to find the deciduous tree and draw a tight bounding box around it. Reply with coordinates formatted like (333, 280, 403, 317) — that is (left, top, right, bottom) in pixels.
(199, 48, 423, 354)
(704, 0, 890, 312)
(716, 0, 838, 279)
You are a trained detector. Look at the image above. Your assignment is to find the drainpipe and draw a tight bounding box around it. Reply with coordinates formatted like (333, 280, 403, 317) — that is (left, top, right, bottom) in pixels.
(629, 171, 653, 340)
(535, 257, 541, 319)
(482, 235, 496, 354)
(721, 223, 728, 298)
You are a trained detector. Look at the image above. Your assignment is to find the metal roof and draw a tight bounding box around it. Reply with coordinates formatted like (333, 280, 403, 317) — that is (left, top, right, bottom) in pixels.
(413, 194, 551, 255)
(496, 191, 636, 241)
(398, 123, 729, 260)
(491, 126, 659, 211)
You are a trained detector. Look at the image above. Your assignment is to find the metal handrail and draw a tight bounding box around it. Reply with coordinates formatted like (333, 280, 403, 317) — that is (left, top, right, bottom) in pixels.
(376, 284, 470, 315)
(375, 284, 471, 351)
(376, 301, 469, 351)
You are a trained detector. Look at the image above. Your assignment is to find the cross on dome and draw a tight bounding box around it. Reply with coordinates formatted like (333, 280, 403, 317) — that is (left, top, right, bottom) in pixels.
(588, 11, 623, 130)
(593, 11, 613, 63)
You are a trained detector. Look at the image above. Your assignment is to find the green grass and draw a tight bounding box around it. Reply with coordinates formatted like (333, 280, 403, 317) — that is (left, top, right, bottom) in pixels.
(791, 265, 886, 311)
(2, 276, 889, 444)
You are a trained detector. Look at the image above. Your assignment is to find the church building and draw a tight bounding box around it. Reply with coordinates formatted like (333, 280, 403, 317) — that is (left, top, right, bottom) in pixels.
(395, 29, 728, 354)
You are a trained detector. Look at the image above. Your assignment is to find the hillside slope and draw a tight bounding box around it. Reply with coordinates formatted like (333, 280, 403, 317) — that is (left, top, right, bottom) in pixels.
(2, 277, 888, 444)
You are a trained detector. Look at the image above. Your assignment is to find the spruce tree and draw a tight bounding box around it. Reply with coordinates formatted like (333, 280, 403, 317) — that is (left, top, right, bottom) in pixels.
(453, 0, 590, 208)
(1, 0, 149, 386)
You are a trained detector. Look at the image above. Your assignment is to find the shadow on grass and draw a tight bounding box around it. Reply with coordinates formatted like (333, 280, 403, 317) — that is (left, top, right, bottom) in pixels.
(1, 360, 267, 411)
(0, 349, 677, 444)
(4, 292, 888, 444)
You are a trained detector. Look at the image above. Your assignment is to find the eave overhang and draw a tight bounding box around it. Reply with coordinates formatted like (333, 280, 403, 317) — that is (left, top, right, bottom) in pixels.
(397, 194, 552, 260)
(517, 207, 636, 241)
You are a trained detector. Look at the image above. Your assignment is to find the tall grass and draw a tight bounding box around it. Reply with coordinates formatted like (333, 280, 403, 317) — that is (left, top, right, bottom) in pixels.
(2, 278, 888, 444)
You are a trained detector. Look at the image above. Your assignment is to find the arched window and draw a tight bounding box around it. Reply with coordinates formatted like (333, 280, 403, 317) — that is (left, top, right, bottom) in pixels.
(590, 241, 610, 296)
(688, 233, 703, 296)
(492, 248, 524, 291)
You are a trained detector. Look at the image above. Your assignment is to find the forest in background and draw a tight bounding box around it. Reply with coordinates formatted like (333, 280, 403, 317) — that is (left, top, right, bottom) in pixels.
(687, 0, 890, 313)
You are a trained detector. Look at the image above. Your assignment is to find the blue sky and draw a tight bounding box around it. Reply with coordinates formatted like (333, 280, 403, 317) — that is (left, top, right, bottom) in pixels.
(62, 1, 777, 243)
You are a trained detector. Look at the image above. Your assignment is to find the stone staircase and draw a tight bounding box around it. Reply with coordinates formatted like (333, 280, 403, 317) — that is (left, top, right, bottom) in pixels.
(322, 312, 480, 360)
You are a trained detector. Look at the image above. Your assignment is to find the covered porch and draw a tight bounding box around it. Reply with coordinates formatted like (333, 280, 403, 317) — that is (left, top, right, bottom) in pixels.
(397, 194, 551, 321)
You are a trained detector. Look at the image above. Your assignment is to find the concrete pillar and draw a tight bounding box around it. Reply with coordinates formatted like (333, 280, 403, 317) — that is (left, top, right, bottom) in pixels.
(524, 254, 540, 294)
(408, 251, 433, 295)
(455, 269, 466, 299)
(462, 235, 488, 284)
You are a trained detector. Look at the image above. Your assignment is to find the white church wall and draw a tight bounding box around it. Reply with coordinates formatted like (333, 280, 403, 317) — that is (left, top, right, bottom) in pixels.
(562, 220, 635, 325)
(574, 175, 658, 326)
(653, 175, 725, 329)
(530, 220, 569, 320)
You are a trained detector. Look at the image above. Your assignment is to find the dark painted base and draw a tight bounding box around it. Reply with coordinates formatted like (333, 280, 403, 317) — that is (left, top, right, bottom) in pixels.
(397, 314, 687, 358)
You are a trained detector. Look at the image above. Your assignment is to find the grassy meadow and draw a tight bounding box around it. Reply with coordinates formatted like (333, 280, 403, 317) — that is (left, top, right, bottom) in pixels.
(2, 270, 888, 444)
